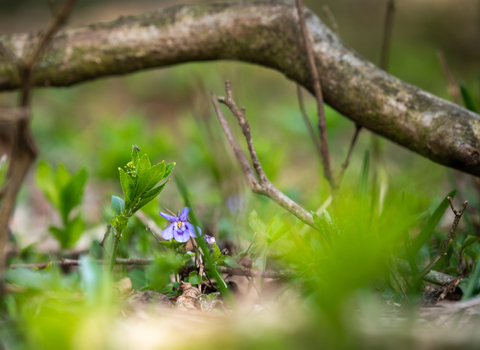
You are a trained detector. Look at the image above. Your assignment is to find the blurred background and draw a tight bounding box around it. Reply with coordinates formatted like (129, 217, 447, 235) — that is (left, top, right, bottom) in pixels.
(0, 0, 478, 269)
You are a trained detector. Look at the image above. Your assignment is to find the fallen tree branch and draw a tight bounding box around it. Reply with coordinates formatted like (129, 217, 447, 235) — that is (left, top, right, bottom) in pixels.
(0, 1, 479, 175)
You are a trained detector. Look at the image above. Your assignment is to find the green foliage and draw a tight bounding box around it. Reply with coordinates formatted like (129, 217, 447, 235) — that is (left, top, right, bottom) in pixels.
(409, 189, 456, 255)
(460, 81, 479, 113)
(35, 161, 88, 249)
(109, 145, 174, 232)
(242, 210, 292, 271)
(144, 252, 181, 290)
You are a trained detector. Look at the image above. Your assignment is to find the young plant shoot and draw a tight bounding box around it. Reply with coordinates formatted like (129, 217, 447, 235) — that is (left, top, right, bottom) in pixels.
(109, 145, 175, 273)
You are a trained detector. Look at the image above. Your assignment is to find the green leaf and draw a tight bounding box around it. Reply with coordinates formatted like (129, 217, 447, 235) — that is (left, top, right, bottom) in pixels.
(48, 226, 68, 248)
(188, 271, 202, 285)
(137, 161, 166, 194)
(163, 162, 175, 179)
(218, 256, 244, 269)
(35, 161, 59, 209)
(359, 150, 370, 197)
(248, 210, 266, 234)
(65, 215, 85, 248)
(213, 244, 221, 259)
(136, 154, 151, 177)
(131, 145, 140, 166)
(111, 196, 125, 216)
(460, 81, 479, 113)
(110, 215, 129, 231)
(460, 235, 480, 253)
(410, 190, 457, 255)
(312, 211, 334, 247)
(132, 180, 169, 214)
(119, 167, 135, 204)
(48, 216, 85, 249)
(54, 163, 71, 191)
(59, 167, 88, 223)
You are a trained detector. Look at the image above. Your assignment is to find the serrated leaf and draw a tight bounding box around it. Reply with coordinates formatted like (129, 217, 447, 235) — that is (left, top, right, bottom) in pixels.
(136, 154, 151, 177)
(111, 196, 125, 216)
(119, 167, 135, 203)
(410, 189, 456, 255)
(163, 162, 175, 179)
(137, 161, 166, 194)
(131, 180, 169, 214)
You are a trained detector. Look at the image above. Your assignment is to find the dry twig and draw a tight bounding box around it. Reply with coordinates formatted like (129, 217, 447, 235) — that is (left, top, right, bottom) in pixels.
(211, 82, 315, 227)
(337, 124, 361, 186)
(379, 0, 395, 72)
(437, 50, 460, 104)
(322, 5, 339, 37)
(412, 198, 468, 286)
(295, 0, 332, 185)
(296, 85, 323, 161)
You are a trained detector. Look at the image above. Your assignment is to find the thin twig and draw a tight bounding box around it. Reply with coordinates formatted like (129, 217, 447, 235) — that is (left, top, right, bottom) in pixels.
(20, 0, 76, 107)
(237, 233, 257, 264)
(99, 225, 111, 249)
(296, 85, 323, 161)
(211, 82, 316, 227)
(322, 5, 339, 37)
(379, 0, 395, 71)
(162, 206, 177, 217)
(295, 0, 333, 185)
(336, 124, 361, 186)
(412, 199, 468, 286)
(437, 50, 460, 104)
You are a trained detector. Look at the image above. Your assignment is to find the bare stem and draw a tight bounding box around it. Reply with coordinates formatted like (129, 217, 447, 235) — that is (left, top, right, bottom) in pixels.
(296, 85, 323, 161)
(211, 82, 316, 227)
(336, 124, 361, 186)
(295, 0, 333, 185)
(322, 5, 339, 37)
(437, 50, 460, 104)
(412, 200, 468, 286)
(379, 0, 395, 71)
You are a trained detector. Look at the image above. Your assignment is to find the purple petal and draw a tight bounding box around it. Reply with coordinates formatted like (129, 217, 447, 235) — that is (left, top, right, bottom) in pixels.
(179, 207, 190, 221)
(162, 223, 175, 240)
(185, 222, 201, 238)
(173, 229, 190, 243)
(159, 212, 178, 222)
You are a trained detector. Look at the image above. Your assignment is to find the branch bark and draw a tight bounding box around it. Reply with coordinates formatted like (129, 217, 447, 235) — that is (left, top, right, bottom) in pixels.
(0, 1, 480, 175)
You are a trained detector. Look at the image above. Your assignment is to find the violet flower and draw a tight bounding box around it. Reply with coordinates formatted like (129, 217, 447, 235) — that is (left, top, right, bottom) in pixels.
(204, 235, 216, 245)
(159, 207, 201, 243)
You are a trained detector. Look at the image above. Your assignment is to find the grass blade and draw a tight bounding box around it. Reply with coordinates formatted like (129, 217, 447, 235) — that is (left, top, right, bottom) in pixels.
(410, 189, 456, 255)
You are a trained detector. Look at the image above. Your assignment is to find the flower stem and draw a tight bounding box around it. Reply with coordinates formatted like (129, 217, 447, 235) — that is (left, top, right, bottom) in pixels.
(108, 229, 122, 274)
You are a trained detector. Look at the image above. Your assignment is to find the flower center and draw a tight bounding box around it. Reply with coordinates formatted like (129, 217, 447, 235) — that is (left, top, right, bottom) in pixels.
(177, 221, 184, 229)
